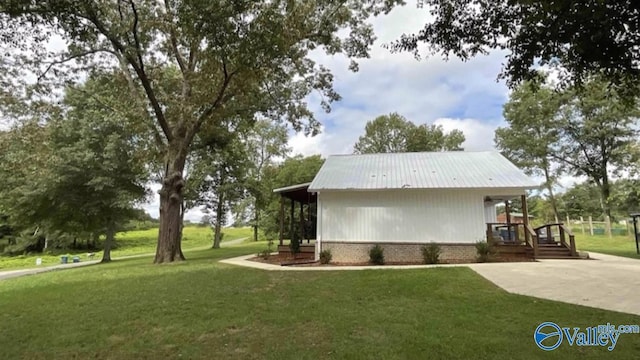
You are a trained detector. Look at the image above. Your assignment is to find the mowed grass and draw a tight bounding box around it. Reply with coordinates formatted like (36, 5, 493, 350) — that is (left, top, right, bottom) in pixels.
(1, 244, 640, 359)
(574, 233, 640, 259)
(0, 226, 254, 270)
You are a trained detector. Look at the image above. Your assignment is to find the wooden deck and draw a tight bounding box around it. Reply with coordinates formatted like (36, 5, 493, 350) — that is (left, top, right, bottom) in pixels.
(277, 240, 316, 260)
(488, 222, 580, 260)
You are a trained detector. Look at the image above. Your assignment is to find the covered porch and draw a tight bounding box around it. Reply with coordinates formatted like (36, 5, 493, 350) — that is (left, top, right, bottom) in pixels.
(485, 194, 578, 259)
(273, 183, 317, 260)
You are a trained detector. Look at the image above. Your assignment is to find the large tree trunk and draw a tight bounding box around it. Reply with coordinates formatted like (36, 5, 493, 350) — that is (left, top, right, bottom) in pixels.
(102, 221, 115, 263)
(543, 163, 560, 222)
(155, 147, 188, 263)
(212, 173, 226, 249)
(601, 173, 612, 219)
(213, 196, 225, 249)
(253, 200, 259, 242)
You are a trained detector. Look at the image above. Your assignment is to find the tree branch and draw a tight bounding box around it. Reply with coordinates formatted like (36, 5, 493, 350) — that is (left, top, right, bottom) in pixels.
(84, 3, 173, 143)
(196, 61, 237, 127)
(37, 49, 112, 82)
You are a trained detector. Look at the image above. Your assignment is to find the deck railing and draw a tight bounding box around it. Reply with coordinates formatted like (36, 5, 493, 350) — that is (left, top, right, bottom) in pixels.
(486, 223, 526, 244)
(533, 223, 576, 256)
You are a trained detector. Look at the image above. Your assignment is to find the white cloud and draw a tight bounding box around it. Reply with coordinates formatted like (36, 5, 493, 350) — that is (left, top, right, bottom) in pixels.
(287, 5, 511, 158)
(433, 117, 501, 151)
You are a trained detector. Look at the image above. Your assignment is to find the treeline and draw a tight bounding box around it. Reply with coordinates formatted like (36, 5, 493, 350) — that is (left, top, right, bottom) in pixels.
(495, 75, 640, 221)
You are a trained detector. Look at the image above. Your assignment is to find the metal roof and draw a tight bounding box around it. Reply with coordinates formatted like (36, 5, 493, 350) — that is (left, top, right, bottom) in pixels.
(308, 151, 539, 191)
(273, 182, 312, 194)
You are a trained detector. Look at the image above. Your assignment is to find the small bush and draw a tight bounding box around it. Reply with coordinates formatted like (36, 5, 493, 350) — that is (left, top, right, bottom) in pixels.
(257, 249, 271, 260)
(289, 234, 300, 257)
(475, 241, 495, 263)
(320, 249, 332, 264)
(369, 244, 385, 265)
(421, 243, 441, 264)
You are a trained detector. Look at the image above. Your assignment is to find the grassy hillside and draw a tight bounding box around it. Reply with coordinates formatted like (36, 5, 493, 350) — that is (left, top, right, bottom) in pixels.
(0, 226, 254, 270)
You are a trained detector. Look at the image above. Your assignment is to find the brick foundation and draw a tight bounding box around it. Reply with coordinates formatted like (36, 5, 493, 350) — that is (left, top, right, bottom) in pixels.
(321, 241, 477, 264)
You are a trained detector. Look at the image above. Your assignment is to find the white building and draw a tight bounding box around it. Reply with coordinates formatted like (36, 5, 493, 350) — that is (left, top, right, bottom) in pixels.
(306, 151, 539, 263)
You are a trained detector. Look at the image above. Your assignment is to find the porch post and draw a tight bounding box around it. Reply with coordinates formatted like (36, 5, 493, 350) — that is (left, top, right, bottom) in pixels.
(290, 198, 295, 243)
(300, 202, 305, 242)
(521, 194, 530, 245)
(279, 196, 285, 246)
(504, 200, 512, 241)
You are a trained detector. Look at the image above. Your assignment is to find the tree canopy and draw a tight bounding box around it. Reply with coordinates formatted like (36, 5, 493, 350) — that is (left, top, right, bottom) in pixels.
(353, 113, 464, 154)
(496, 77, 640, 220)
(0, 0, 401, 263)
(0, 74, 149, 260)
(390, 1, 640, 95)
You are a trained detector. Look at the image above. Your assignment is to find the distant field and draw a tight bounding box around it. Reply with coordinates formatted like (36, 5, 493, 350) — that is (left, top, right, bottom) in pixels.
(0, 226, 255, 271)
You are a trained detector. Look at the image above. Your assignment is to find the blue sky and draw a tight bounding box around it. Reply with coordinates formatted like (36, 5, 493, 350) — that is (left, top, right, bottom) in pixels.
(287, 5, 510, 157)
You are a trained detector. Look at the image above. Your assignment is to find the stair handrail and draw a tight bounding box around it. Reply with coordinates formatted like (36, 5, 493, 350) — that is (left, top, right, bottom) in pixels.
(559, 223, 577, 257)
(525, 223, 538, 258)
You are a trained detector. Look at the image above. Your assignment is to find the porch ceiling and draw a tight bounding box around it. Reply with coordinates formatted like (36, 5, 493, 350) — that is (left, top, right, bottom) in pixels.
(273, 182, 317, 203)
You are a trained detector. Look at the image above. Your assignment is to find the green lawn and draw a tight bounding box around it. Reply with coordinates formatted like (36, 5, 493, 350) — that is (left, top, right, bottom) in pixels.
(1, 242, 639, 359)
(574, 233, 640, 259)
(0, 226, 254, 270)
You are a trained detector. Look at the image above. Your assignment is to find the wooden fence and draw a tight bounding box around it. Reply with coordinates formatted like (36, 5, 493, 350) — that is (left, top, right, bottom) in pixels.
(563, 215, 635, 238)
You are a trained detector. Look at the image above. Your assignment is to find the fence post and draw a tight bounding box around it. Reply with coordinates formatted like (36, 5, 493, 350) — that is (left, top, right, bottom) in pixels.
(580, 216, 585, 234)
(589, 216, 594, 236)
(605, 215, 612, 238)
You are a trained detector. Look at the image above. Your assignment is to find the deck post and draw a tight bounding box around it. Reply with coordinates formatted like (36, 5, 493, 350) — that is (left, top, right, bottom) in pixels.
(504, 200, 512, 241)
(279, 196, 285, 246)
(290, 198, 295, 244)
(300, 202, 305, 242)
(521, 194, 530, 245)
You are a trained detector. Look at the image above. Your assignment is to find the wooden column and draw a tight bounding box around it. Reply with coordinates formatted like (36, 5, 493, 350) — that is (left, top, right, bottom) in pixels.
(278, 196, 285, 246)
(521, 194, 530, 245)
(300, 202, 305, 242)
(504, 200, 512, 241)
(290, 199, 295, 243)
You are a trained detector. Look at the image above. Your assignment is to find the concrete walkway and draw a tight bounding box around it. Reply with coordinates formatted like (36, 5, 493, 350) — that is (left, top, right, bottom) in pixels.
(221, 252, 640, 316)
(0, 260, 101, 281)
(468, 252, 640, 316)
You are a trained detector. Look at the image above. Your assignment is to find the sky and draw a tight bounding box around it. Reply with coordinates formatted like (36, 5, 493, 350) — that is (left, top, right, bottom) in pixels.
(143, 4, 581, 221)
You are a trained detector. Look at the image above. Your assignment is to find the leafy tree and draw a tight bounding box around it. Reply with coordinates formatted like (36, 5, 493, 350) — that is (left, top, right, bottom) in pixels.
(407, 124, 464, 152)
(495, 80, 564, 221)
(354, 113, 413, 154)
(0, 75, 149, 262)
(354, 113, 465, 154)
(260, 155, 325, 239)
(242, 120, 290, 242)
(554, 79, 640, 219)
(390, 1, 640, 96)
(0, 0, 401, 263)
(194, 128, 249, 249)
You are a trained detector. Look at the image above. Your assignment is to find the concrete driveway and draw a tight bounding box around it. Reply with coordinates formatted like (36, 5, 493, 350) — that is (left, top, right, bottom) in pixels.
(469, 252, 640, 316)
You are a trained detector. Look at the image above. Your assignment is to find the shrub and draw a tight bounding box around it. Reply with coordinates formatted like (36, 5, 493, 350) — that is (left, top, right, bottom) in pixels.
(475, 241, 495, 263)
(257, 249, 271, 260)
(369, 244, 385, 265)
(320, 249, 332, 264)
(289, 234, 300, 257)
(421, 243, 441, 264)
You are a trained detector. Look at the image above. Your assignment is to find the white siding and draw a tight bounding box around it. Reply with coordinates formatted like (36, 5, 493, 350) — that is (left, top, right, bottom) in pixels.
(319, 189, 489, 244)
(484, 204, 497, 223)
